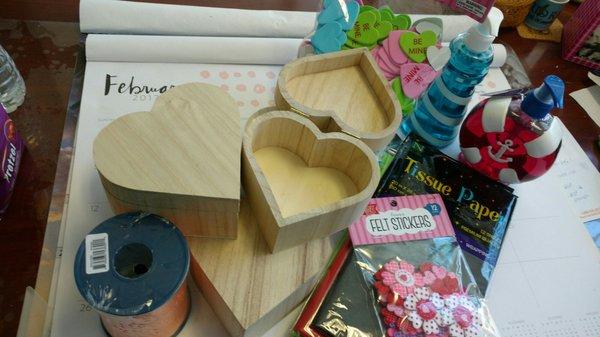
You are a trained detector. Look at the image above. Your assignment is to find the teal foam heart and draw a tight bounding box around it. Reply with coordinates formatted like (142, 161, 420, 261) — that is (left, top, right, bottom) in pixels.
(312, 21, 345, 54)
(335, 0, 360, 31)
(318, 0, 345, 25)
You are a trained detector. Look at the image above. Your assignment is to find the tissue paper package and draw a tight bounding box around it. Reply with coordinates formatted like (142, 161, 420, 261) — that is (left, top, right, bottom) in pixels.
(376, 135, 517, 294)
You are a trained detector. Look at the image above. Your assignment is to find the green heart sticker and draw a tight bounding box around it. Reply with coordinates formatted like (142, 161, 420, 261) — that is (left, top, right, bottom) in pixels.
(347, 11, 380, 46)
(379, 6, 395, 22)
(359, 5, 377, 13)
(344, 38, 376, 50)
(390, 14, 411, 31)
(374, 20, 393, 42)
(391, 78, 415, 116)
(399, 30, 437, 63)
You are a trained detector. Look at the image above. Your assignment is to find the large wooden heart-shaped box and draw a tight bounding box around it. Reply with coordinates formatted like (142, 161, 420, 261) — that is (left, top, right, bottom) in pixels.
(243, 49, 402, 252)
(93, 83, 241, 238)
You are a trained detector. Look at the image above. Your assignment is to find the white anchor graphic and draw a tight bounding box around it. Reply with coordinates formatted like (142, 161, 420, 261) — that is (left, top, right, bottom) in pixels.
(487, 139, 514, 163)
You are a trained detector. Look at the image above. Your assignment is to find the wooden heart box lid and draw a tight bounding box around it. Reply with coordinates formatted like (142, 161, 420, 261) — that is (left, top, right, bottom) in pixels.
(275, 48, 402, 152)
(93, 83, 241, 238)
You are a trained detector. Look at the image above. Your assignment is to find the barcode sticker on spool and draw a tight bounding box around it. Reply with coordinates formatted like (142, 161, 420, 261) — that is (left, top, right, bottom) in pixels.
(85, 233, 109, 274)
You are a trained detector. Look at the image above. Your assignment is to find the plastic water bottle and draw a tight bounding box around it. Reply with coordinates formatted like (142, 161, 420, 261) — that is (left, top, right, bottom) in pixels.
(400, 8, 504, 148)
(0, 44, 26, 113)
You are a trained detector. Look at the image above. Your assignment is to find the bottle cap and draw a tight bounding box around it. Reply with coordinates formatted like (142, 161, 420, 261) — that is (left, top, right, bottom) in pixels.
(521, 75, 564, 119)
(465, 7, 504, 52)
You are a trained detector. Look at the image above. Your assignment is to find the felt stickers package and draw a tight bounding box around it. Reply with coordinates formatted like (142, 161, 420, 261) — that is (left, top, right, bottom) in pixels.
(294, 194, 501, 337)
(349, 194, 500, 337)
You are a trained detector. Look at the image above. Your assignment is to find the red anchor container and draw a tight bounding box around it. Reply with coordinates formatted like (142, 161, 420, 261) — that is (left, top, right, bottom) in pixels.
(459, 75, 564, 184)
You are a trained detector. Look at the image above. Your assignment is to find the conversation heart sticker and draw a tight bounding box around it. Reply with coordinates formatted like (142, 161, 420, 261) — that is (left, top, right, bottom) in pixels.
(391, 77, 415, 114)
(400, 30, 437, 63)
(317, 0, 345, 25)
(379, 6, 395, 22)
(335, 0, 360, 31)
(426, 46, 450, 71)
(371, 45, 381, 58)
(377, 46, 400, 75)
(344, 37, 375, 50)
(412, 17, 443, 39)
(375, 20, 393, 41)
(347, 11, 380, 46)
(359, 5, 378, 13)
(390, 14, 411, 31)
(400, 63, 438, 99)
(312, 22, 345, 54)
(384, 30, 409, 66)
(371, 47, 395, 79)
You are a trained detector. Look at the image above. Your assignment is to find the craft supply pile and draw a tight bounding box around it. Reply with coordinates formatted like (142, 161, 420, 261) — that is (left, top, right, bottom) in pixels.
(72, 2, 574, 337)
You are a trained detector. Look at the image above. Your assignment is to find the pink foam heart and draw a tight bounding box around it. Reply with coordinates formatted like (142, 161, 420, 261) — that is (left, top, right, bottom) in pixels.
(383, 31, 409, 66)
(378, 64, 397, 81)
(380, 68, 397, 81)
(371, 45, 381, 58)
(372, 47, 397, 80)
(400, 63, 438, 99)
(377, 46, 401, 76)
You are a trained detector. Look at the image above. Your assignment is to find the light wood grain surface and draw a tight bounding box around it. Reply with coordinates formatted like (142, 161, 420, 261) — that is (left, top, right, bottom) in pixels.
(254, 147, 358, 218)
(276, 48, 402, 152)
(93, 83, 241, 238)
(242, 110, 379, 252)
(189, 200, 337, 337)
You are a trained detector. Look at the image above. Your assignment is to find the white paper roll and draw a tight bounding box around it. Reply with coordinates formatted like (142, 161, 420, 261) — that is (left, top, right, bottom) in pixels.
(80, 0, 481, 42)
(81, 1, 506, 67)
(85, 35, 303, 65)
(80, 0, 317, 38)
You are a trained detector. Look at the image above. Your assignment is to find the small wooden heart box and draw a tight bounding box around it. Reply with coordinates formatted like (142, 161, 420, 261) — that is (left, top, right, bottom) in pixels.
(243, 49, 402, 252)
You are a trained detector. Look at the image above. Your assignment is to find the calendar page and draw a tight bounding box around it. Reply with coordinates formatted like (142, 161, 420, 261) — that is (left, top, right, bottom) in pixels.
(40, 2, 600, 335)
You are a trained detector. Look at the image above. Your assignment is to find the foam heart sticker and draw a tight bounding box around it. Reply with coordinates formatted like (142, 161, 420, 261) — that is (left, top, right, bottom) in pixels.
(391, 78, 415, 115)
(400, 62, 438, 99)
(427, 46, 451, 71)
(347, 10, 380, 45)
(318, 0, 345, 25)
(400, 30, 437, 63)
(344, 38, 375, 50)
(377, 46, 400, 76)
(312, 22, 346, 54)
(360, 5, 377, 13)
(412, 17, 443, 39)
(384, 30, 409, 66)
(390, 14, 412, 30)
(375, 20, 393, 41)
(379, 6, 395, 22)
(336, 0, 360, 31)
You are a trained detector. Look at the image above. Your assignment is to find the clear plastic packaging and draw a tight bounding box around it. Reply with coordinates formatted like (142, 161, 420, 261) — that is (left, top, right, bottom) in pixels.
(305, 194, 501, 337)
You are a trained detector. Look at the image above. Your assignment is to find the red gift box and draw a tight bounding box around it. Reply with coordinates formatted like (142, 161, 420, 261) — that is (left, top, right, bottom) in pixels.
(562, 0, 600, 70)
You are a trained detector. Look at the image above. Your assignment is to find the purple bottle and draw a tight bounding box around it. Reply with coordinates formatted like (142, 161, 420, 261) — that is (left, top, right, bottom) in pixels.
(0, 104, 23, 213)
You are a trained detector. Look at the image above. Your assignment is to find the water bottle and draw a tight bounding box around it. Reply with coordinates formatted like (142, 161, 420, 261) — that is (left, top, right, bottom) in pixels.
(0, 44, 26, 113)
(400, 8, 504, 148)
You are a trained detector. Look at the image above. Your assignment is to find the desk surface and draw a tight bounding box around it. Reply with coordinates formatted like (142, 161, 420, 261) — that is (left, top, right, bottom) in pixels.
(0, 1, 599, 336)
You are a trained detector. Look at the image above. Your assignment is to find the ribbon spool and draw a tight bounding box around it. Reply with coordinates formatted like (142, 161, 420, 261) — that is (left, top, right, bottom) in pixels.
(74, 212, 191, 337)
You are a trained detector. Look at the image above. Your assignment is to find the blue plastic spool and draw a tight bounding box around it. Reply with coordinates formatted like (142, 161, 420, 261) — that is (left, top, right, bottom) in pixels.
(74, 212, 190, 320)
